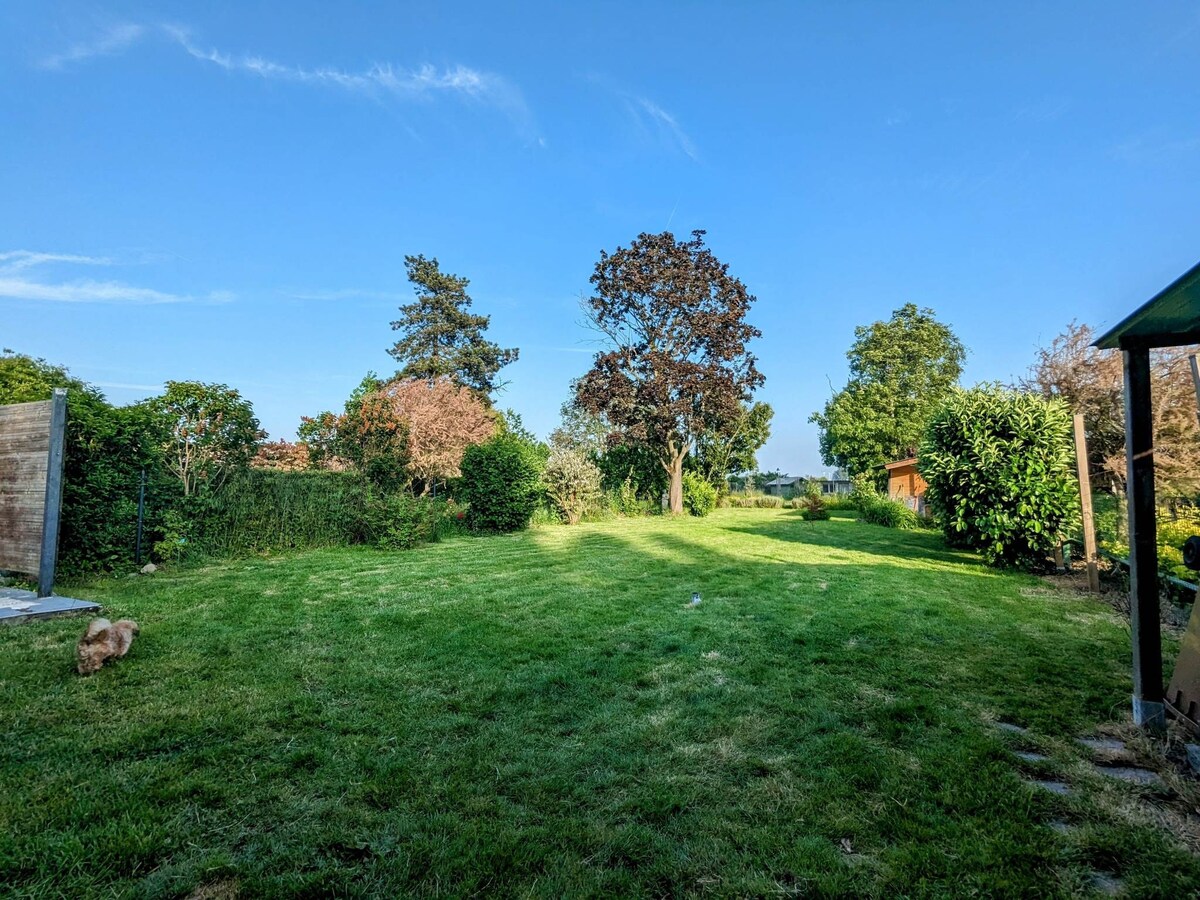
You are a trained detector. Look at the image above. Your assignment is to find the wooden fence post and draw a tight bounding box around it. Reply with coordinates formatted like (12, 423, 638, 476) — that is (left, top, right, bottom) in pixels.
(1072, 414, 1100, 593)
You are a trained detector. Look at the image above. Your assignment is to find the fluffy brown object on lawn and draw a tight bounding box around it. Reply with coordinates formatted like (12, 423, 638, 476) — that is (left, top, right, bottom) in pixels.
(76, 618, 139, 675)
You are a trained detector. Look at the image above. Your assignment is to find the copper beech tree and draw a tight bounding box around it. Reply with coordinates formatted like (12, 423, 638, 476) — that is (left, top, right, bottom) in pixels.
(576, 230, 763, 514)
(355, 377, 496, 494)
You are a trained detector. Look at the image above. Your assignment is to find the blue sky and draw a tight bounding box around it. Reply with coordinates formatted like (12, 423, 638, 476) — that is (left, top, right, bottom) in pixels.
(3, 2, 1199, 474)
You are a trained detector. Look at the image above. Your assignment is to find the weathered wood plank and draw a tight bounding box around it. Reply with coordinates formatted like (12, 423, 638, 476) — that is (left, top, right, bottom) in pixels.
(0, 401, 52, 428)
(0, 548, 40, 574)
(0, 430, 52, 455)
(0, 451, 50, 493)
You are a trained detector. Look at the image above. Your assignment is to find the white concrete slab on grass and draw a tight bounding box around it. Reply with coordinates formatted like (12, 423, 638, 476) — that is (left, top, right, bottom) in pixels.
(0, 587, 100, 624)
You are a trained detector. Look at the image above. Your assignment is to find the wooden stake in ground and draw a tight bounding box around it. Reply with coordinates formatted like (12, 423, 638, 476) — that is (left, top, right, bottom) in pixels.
(1073, 413, 1100, 593)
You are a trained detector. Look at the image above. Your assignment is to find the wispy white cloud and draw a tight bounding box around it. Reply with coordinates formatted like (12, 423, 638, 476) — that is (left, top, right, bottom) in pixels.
(0, 250, 113, 270)
(41, 23, 535, 136)
(279, 288, 409, 303)
(40, 23, 146, 69)
(1009, 96, 1070, 124)
(0, 251, 230, 305)
(165, 25, 507, 99)
(631, 96, 699, 161)
(91, 381, 162, 392)
(1111, 135, 1200, 164)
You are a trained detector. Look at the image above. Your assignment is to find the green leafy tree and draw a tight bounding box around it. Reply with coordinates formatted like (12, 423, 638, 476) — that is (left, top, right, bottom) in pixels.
(149, 381, 262, 496)
(692, 401, 773, 490)
(919, 386, 1079, 569)
(811, 304, 965, 485)
(388, 255, 518, 395)
(549, 391, 611, 457)
(576, 230, 763, 514)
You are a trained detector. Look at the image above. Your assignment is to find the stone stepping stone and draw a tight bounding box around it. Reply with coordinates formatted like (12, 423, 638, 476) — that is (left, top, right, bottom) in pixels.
(1029, 779, 1071, 796)
(1014, 750, 1049, 763)
(1185, 744, 1200, 774)
(1078, 737, 1127, 753)
(1087, 871, 1123, 896)
(1093, 765, 1164, 788)
(995, 722, 1027, 734)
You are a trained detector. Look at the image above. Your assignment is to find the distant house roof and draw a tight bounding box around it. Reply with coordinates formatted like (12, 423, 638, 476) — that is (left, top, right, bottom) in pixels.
(884, 457, 918, 470)
(764, 476, 802, 487)
(1094, 259, 1200, 350)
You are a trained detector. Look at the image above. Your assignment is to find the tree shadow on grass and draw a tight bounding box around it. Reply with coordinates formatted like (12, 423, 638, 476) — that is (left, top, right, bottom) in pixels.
(719, 508, 986, 570)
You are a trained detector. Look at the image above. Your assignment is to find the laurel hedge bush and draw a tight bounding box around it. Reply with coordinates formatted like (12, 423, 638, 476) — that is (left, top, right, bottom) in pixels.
(919, 386, 1079, 569)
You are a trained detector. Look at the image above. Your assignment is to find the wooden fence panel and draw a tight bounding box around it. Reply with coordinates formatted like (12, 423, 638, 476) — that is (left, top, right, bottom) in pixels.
(0, 397, 62, 586)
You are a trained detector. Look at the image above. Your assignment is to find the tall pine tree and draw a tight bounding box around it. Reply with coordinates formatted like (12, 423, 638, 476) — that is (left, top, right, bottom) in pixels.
(388, 255, 518, 396)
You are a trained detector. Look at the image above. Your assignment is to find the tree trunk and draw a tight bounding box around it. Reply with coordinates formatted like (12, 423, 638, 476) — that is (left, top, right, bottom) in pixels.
(667, 453, 684, 514)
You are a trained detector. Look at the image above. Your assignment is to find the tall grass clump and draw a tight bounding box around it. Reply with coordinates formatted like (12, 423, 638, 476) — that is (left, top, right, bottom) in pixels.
(859, 494, 922, 530)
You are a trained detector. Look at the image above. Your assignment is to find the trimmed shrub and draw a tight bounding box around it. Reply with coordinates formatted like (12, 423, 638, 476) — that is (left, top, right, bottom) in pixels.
(920, 386, 1079, 569)
(460, 434, 543, 532)
(544, 448, 603, 524)
(682, 472, 718, 517)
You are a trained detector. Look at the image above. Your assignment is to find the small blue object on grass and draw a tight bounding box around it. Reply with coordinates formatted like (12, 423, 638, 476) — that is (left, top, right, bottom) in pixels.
(690, 593, 701, 605)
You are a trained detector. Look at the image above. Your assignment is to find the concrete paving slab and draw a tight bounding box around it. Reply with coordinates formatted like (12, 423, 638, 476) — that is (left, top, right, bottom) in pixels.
(1030, 779, 1072, 796)
(1078, 737, 1127, 753)
(0, 587, 100, 624)
(1093, 765, 1164, 788)
(1015, 750, 1050, 763)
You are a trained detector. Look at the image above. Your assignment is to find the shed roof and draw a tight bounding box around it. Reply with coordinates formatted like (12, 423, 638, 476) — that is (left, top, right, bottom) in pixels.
(884, 457, 918, 471)
(1094, 259, 1200, 350)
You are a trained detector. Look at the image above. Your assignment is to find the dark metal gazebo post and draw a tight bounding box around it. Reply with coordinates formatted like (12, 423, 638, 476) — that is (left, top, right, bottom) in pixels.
(1122, 346, 1165, 727)
(1096, 259, 1200, 729)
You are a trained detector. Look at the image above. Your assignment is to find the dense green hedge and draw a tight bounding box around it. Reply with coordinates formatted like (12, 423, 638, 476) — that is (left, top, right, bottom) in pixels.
(176, 470, 371, 557)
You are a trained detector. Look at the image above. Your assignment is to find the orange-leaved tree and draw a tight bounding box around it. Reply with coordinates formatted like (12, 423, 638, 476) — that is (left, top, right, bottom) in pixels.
(356, 377, 497, 494)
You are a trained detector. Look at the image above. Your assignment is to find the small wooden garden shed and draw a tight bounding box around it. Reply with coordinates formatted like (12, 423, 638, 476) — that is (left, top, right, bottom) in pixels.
(885, 457, 928, 516)
(1095, 258, 1200, 729)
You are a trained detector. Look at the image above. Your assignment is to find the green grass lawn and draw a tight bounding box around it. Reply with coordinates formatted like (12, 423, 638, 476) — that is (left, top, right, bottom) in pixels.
(2, 509, 1197, 897)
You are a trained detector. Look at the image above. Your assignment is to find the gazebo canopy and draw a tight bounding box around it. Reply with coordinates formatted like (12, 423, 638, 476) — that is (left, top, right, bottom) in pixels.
(1095, 259, 1200, 349)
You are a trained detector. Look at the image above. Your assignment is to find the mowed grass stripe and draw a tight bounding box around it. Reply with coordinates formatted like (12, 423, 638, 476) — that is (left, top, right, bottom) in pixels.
(0, 509, 1195, 897)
